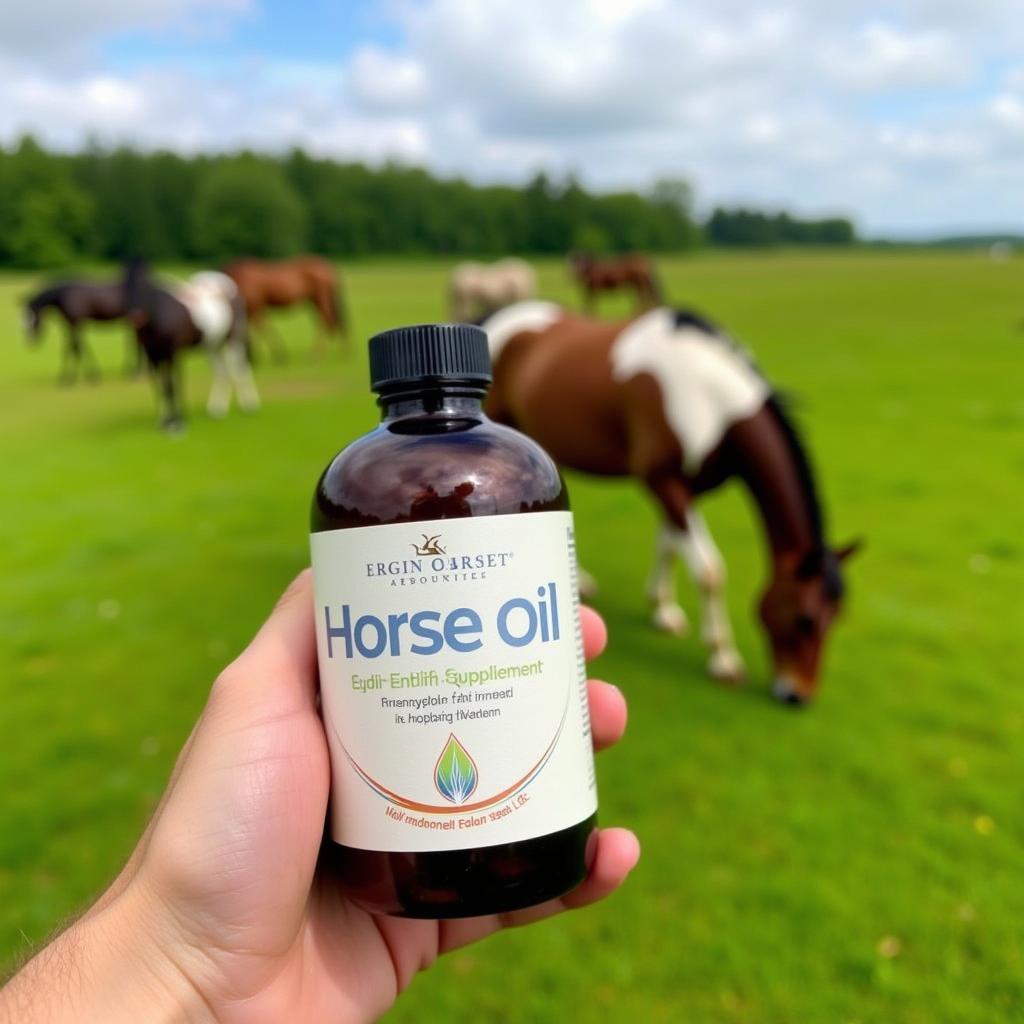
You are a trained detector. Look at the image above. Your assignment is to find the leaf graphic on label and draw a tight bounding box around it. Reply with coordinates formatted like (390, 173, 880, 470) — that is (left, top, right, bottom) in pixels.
(434, 734, 479, 805)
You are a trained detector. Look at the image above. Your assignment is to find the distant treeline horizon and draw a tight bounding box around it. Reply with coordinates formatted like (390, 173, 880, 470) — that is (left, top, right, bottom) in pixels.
(0, 136, 859, 269)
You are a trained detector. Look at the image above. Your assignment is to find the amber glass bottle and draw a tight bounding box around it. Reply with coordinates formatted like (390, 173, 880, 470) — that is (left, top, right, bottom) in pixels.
(310, 323, 597, 918)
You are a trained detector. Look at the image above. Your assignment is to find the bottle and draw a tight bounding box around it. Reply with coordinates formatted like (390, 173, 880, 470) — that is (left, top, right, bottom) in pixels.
(310, 323, 598, 918)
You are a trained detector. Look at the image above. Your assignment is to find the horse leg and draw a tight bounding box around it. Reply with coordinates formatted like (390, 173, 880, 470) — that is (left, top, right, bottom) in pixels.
(268, 317, 291, 364)
(82, 333, 102, 383)
(646, 475, 744, 681)
(157, 360, 184, 432)
(310, 291, 333, 360)
(207, 348, 232, 418)
(59, 323, 80, 385)
(647, 523, 690, 636)
(332, 278, 351, 352)
(253, 309, 288, 365)
(676, 509, 745, 683)
(311, 310, 329, 359)
(224, 338, 261, 413)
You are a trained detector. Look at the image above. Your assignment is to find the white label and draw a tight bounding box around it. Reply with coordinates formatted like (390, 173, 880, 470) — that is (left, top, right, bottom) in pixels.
(311, 511, 597, 852)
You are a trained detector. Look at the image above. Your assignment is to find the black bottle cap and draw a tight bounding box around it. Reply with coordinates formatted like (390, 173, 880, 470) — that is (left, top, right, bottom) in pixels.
(368, 323, 492, 392)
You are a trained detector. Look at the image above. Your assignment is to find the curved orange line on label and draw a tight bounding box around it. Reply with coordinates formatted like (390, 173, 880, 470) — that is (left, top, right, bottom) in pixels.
(336, 696, 568, 815)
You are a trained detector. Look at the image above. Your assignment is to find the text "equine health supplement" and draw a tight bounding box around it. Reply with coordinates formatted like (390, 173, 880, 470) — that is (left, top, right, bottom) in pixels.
(310, 322, 597, 918)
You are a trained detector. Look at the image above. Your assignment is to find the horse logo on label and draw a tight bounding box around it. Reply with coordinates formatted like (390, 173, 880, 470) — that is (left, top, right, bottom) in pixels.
(412, 534, 445, 556)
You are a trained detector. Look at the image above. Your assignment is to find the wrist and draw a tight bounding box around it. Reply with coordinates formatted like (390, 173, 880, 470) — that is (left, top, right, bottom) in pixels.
(88, 879, 218, 1024)
(2, 880, 216, 1024)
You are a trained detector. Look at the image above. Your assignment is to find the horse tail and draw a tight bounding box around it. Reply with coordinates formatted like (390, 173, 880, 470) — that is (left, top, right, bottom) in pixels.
(330, 273, 349, 345)
(646, 262, 665, 304)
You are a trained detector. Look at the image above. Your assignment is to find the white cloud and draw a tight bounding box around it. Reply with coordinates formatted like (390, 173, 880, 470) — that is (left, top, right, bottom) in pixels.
(2, 0, 1024, 234)
(0, 0, 251, 58)
(347, 48, 430, 111)
(990, 94, 1024, 129)
(825, 21, 965, 91)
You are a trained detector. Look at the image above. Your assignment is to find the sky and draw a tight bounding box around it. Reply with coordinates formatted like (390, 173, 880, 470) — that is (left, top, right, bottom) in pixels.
(1, 0, 1022, 237)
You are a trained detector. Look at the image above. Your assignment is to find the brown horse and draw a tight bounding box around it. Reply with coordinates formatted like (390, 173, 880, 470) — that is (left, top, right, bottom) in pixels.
(480, 301, 859, 704)
(23, 280, 140, 383)
(569, 252, 662, 312)
(222, 256, 348, 361)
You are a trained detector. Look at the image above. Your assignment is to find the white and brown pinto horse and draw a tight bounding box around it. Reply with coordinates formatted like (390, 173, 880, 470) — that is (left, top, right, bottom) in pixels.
(449, 258, 536, 322)
(124, 261, 259, 431)
(481, 302, 859, 704)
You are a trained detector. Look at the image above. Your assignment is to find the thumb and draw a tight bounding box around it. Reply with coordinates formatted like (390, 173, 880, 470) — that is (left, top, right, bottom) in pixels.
(214, 568, 319, 721)
(140, 569, 329, 936)
(93, 569, 322, 905)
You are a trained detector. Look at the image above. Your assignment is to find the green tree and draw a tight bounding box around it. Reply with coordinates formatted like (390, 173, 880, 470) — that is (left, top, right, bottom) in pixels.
(572, 222, 613, 254)
(0, 137, 92, 268)
(70, 146, 200, 261)
(0, 138, 854, 267)
(191, 157, 307, 261)
(706, 205, 856, 247)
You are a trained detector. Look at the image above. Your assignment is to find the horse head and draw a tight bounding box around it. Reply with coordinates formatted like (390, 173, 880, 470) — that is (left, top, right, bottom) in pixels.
(22, 299, 42, 344)
(759, 540, 861, 704)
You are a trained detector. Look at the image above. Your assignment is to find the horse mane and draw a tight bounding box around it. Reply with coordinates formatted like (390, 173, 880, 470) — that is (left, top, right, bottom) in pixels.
(671, 306, 832, 565)
(671, 307, 721, 336)
(672, 306, 766, 376)
(764, 392, 826, 545)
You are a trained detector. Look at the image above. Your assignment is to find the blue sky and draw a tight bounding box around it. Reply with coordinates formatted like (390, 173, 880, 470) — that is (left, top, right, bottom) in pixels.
(3, 0, 1023, 236)
(103, 0, 394, 69)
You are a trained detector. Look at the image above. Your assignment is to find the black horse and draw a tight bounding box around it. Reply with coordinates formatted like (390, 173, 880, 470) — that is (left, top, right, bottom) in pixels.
(24, 281, 139, 383)
(123, 260, 255, 431)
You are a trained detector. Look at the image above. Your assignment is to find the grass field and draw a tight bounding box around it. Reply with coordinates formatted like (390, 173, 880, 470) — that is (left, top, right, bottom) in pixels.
(1, 251, 1022, 1022)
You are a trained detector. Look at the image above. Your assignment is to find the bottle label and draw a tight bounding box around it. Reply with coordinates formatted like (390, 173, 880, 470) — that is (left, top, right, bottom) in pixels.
(310, 511, 597, 852)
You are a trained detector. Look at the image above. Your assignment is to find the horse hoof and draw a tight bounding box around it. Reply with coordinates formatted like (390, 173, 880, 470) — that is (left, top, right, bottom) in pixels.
(162, 420, 186, 436)
(708, 650, 746, 684)
(652, 604, 689, 636)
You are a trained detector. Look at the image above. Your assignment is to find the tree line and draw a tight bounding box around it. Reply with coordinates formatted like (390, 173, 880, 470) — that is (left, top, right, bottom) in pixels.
(0, 136, 857, 268)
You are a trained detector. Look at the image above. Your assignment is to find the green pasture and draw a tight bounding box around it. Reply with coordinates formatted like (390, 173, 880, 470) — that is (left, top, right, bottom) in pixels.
(1, 252, 1022, 1022)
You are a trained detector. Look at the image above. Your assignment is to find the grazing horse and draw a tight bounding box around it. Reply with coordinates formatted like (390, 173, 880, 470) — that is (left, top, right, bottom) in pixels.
(222, 256, 348, 361)
(123, 262, 258, 431)
(449, 258, 537, 322)
(23, 281, 139, 383)
(569, 252, 661, 312)
(480, 301, 859, 704)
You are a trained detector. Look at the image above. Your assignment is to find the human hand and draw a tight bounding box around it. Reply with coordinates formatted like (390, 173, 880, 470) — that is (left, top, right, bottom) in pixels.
(2, 570, 638, 1024)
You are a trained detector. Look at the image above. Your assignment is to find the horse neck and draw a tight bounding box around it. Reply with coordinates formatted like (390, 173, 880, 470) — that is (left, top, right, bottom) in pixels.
(725, 400, 823, 565)
(30, 288, 60, 311)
